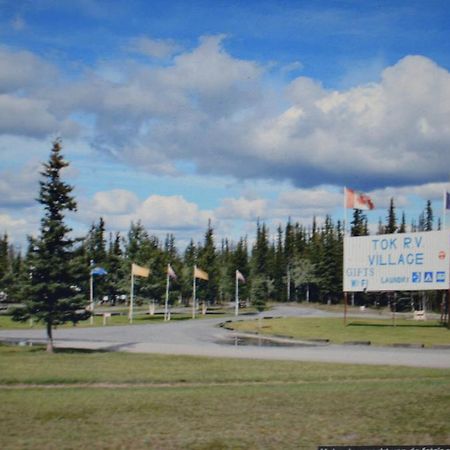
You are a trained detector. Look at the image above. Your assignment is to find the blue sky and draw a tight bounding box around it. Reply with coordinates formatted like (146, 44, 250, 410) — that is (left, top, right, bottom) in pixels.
(1, 0, 450, 249)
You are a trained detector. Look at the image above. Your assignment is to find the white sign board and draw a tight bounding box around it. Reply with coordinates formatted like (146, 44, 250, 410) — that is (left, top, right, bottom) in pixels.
(343, 230, 449, 292)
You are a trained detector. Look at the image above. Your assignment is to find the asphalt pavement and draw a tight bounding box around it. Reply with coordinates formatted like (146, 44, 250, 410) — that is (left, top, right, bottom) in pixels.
(0, 305, 449, 368)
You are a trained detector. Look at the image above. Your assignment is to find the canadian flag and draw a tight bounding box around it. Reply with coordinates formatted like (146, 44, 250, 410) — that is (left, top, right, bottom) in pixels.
(345, 188, 375, 210)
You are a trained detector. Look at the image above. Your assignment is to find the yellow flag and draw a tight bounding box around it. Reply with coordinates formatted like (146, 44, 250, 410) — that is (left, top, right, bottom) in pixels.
(132, 263, 150, 278)
(194, 266, 209, 281)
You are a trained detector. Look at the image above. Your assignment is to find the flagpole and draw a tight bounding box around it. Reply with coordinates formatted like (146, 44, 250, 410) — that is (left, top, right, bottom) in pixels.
(344, 186, 348, 236)
(89, 271, 94, 325)
(192, 265, 196, 319)
(343, 188, 348, 327)
(129, 272, 134, 324)
(165, 265, 170, 321)
(235, 270, 239, 317)
(443, 190, 446, 230)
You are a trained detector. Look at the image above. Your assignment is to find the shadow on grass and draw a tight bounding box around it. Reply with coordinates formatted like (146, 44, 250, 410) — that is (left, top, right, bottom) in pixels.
(347, 321, 445, 329)
(53, 347, 111, 354)
(0, 342, 113, 355)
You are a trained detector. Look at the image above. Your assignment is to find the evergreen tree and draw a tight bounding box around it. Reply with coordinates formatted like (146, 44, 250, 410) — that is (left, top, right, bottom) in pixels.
(0, 234, 9, 296)
(125, 221, 149, 262)
(307, 217, 323, 301)
(350, 209, 367, 236)
(232, 237, 249, 302)
(250, 221, 271, 308)
(85, 217, 108, 300)
(164, 234, 178, 262)
(89, 217, 107, 263)
(12, 140, 88, 352)
(107, 232, 126, 304)
(385, 198, 397, 234)
(398, 212, 407, 233)
(272, 225, 286, 302)
(418, 212, 426, 232)
(198, 220, 218, 304)
(182, 239, 197, 305)
(424, 200, 433, 231)
(317, 216, 338, 302)
(7, 247, 25, 302)
(217, 239, 233, 303)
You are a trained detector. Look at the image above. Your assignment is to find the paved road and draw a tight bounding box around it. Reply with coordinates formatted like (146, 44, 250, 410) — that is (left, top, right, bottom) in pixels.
(1, 305, 449, 368)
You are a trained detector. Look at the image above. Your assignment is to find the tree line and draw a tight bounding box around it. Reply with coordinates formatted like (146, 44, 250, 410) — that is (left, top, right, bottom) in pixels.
(0, 144, 439, 315)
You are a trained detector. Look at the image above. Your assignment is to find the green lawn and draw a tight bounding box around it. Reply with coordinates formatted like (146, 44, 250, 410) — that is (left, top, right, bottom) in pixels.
(0, 307, 234, 329)
(229, 316, 450, 347)
(0, 344, 449, 449)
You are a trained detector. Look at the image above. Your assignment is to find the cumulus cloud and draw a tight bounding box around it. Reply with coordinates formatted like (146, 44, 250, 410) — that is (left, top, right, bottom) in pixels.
(79, 191, 212, 234)
(91, 189, 139, 215)
(0, 95, 64, 137)
(0, 212, 37, 249)
(0, 162, 40, 208)
(0, 46, 57, 93)
(138, 195, 211, 230)
(3, 38, 450, 193)
(0, 46, 78, 138)
(0, 213, 27, 230)
(216, 197, 268, 221)
(274, 188, 342, 218)
(370, 182, 449, 209)
(82, 49, 449, 191)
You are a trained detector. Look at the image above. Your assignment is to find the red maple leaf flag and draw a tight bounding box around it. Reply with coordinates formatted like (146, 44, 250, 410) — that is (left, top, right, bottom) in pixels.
(345, 188, 375, 210)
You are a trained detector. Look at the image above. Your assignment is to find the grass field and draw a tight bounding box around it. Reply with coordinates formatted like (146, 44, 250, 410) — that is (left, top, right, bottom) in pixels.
(0, 306, 234, 329)
(228, 316, 450, 347)
(0, 344, 449, 449)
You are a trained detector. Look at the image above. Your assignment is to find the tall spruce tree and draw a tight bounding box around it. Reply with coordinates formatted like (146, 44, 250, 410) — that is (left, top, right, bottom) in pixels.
(0, 233, 9, 296)
(424, 200, 433, 231)
(385, 198, 397, 234)
(13, 140, 88, 352)
(198, 220, 218, 304)
(350, 209, 367, 236)
(250, 221, 271, 310)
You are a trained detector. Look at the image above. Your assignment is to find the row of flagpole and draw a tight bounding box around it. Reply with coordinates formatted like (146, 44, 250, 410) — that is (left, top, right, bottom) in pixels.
(90, 261, 246, 324)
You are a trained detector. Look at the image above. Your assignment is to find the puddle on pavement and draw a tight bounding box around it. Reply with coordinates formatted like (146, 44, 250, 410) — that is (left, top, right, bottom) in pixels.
(216, 335, 318, 347)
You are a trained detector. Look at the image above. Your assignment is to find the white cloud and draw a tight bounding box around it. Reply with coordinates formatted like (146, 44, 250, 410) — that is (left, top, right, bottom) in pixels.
(0, 162, 40, 208)
(128, 36, 181, 59)
(0, 46, 57, 93)
(0, 211, 37, 249)
(216, 197, 268, 221)
(138, 195, 211, 230)
(277, 187, 340, 208)
(3, 39, 450, 200)
(92, 189, 139, 214)
(0, 95, 61, 137)
(371, 182, 450, 209)
(78, 191, 212, 234)
(0, 213, 27, 230)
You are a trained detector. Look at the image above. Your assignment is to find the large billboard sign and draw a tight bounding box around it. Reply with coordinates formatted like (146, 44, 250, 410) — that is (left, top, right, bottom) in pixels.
(343, 230, 449, 292)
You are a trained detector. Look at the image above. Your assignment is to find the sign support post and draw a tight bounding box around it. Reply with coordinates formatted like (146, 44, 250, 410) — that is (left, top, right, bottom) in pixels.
(344, 292, 348, 326)
(448, 288, 450, 329)
(192, 266, 197, 319)
(164, 266, 170, 321)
